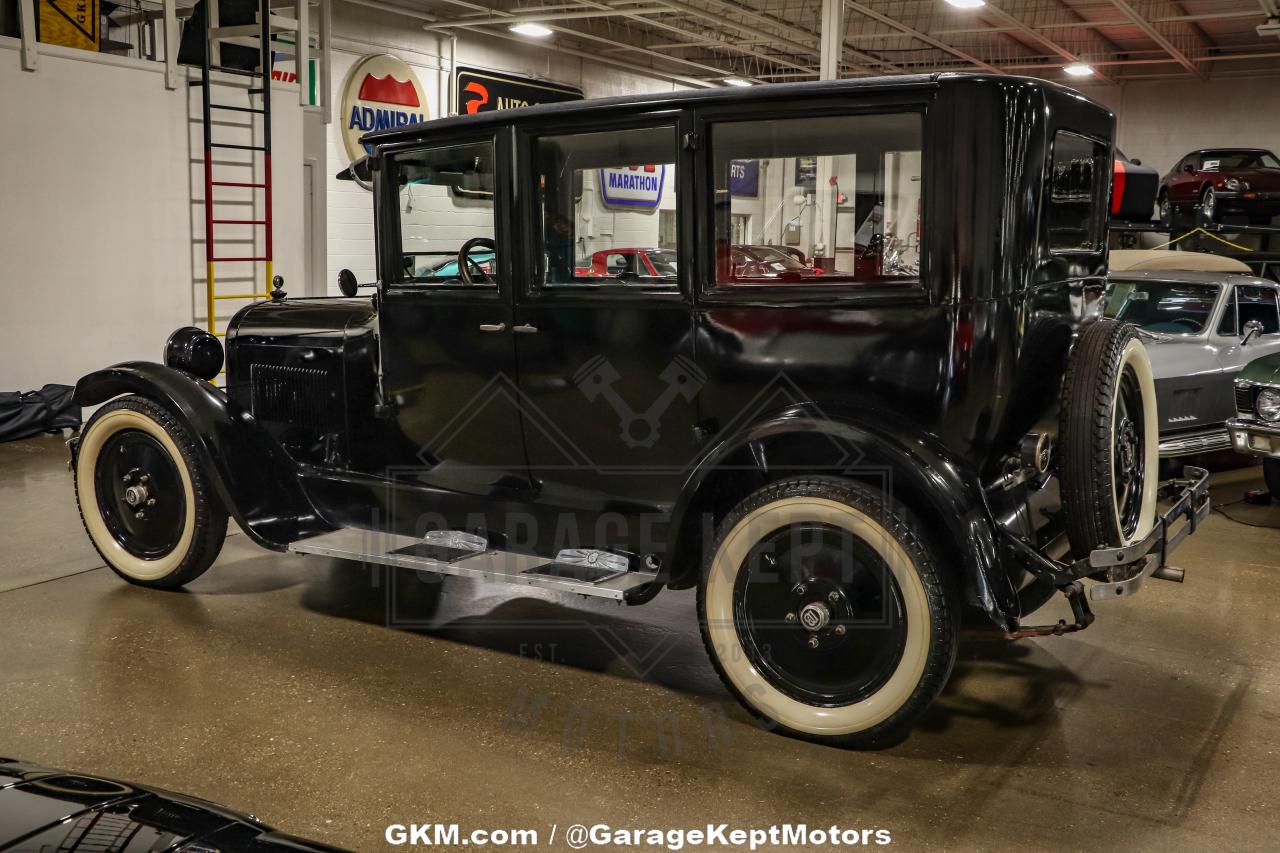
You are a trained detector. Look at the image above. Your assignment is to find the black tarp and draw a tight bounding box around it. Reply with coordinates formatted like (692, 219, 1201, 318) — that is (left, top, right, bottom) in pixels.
(0, 385, 82, 443)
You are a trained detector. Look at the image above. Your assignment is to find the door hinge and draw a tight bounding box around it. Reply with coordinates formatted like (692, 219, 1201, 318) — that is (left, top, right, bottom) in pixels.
(682, 132, 700, 151)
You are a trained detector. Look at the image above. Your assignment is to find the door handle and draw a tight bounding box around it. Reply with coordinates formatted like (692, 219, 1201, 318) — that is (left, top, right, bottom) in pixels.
(478, 323, 507, 333)
(512, 323, 539, 334)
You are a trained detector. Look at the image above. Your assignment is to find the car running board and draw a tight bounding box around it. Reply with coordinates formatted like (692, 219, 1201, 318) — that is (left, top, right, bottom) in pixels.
(287, 528, 657, 602)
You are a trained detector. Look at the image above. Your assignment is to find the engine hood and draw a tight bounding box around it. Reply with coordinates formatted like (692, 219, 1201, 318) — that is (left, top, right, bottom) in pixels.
(0, 760, 349, 852)
(227, 296, 376, 345)
(1135, 331, 1218, 382)
(1237, 352, 1280, 386)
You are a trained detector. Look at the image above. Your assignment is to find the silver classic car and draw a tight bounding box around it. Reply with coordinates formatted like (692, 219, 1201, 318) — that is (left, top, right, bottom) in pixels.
(1104, 268, 1280, 456)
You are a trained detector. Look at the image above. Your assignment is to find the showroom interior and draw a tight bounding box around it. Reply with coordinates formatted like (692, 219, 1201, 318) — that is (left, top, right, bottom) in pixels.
(4, 0, 1280, 850)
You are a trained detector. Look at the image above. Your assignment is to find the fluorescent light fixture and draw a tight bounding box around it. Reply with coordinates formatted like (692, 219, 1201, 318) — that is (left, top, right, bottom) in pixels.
(509, 22, 553, 37)
(723, 77, 753, 87)
(1063, 63, 1095, 77)
(944, 0, 986, 8)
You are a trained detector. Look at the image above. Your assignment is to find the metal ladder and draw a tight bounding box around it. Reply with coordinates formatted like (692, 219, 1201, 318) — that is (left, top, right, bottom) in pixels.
(192, 0, 312, 337)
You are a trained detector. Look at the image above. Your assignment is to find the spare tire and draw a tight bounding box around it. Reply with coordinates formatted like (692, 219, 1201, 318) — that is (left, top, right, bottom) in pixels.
(1059, 319, 1159, 564)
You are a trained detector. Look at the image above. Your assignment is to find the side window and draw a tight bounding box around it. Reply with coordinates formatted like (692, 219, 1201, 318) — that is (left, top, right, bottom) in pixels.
(1046, 131, 1108, 253)
(534, 126, 679, 288)
(710, 112, 923, 285)
(392, 140, 496, 285)
(1237, 286, 1280, 334)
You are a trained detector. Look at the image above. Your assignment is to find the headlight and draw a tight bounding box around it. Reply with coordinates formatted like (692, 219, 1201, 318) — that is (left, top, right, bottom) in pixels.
(1224, 178, 1240, 191)
(164, 326, 224, 381)
(1257, 388, 1280, 422)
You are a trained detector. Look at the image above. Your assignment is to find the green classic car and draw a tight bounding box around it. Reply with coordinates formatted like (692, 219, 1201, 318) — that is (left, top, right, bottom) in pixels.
(1227, 352, 1280, 493)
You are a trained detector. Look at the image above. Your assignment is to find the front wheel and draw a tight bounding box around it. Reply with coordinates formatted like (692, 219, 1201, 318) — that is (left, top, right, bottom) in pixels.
(1200, 186, 1217, 224)
(74, 396, 227, 589)
(697, 478, 957, 749)
(1158, 192, 1173, 228)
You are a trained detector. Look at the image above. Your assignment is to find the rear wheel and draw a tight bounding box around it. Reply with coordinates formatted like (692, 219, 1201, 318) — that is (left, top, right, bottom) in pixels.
(697, 477, 957, 749)
(1158, 191, 1172, 228)
(1059, 320, 1160, 564)
(74, 396, 226, 589)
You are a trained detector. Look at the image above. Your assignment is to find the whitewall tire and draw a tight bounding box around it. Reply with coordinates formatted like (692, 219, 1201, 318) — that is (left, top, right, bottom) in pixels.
(697, 478, 957, 749)
(74, 396, 227, 588)
(1059, 320, 1159, 565)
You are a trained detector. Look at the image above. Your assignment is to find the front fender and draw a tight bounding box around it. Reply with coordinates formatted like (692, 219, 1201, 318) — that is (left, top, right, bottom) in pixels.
(667, 404, 1020, 632)
(73, 362, 324, 550)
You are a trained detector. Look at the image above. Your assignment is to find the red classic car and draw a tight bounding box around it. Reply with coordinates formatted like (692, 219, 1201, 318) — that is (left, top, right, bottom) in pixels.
(574, 247, 678, 279)
(1159, 148, 1280, 225)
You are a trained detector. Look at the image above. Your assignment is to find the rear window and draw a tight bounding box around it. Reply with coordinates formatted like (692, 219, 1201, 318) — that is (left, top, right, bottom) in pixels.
(1047, 131, 1109, 253)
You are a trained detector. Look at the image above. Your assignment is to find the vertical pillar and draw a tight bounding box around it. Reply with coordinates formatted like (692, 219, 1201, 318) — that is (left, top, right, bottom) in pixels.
(813, 0, 842, 268)
(163, 0, 177, 89)
(18, 0, 38, 71)
(298, 0, 310, 107)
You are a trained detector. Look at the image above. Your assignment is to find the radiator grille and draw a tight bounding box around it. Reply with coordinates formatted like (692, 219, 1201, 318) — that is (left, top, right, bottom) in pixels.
(1235, 384, 1256, 418)
(250, 363, 339, 432)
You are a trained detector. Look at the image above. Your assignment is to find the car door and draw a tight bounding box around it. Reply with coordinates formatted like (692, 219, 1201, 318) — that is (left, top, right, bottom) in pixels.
(374, 132, 532, 501)
(1213, 282, 1280, 417)
(510, 119, 698, 554)
(1170, 155, 1197, 204)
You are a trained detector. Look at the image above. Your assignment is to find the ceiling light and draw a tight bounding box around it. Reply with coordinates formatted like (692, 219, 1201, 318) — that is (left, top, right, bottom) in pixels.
(509, 22, 553, 38)
(1063, 62, 1095, 77)
(944, 0, 986, 9)
(723, 77, 753, 87)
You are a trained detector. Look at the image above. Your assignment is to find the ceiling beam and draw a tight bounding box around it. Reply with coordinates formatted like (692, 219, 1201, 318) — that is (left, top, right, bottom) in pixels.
(424, 5, 667, 29)
(842, 0, 1003, 73)
(1107, 0, 1205, 80)
(980, 3, 1116, 83)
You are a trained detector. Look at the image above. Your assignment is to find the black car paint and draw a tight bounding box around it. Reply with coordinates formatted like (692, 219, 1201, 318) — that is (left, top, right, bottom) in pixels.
(0, 760, 348, 852)
(74, 73, 1115, 632)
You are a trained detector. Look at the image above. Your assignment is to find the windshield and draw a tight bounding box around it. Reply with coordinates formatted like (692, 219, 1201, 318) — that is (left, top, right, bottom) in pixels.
(1105, 280, 1220, 334)
(1202, 151, 1280, 170)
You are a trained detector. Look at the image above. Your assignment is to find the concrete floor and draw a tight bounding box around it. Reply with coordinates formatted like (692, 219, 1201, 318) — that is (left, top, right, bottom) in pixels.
(2, 433, 1279, 852)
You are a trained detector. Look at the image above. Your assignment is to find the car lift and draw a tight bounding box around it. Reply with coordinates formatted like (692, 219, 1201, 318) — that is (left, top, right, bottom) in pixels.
(1110, 208, 1280, 282)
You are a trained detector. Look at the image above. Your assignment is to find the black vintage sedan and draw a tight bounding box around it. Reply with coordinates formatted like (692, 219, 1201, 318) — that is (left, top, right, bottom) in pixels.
(0, 759, 347, 852)
(68, 74, 1208, 749)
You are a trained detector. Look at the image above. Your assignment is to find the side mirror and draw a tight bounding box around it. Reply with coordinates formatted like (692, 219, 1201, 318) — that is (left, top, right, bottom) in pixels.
(338, 268, 359, 298)
(1183, 163, 1195, 174)
(1242, 319, 1265, 345)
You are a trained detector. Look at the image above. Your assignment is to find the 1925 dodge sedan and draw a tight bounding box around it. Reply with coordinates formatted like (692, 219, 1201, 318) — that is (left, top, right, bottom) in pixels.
(70, 74, 1209, 749)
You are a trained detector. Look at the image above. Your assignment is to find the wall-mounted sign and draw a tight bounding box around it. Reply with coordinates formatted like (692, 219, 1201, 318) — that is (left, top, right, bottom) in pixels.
(600, 165, 666, 209)
(39, 0, 99, 52)
(730, 159, 759, 197)
(455, 66, 583, 115)
(340, 54, 429, 168)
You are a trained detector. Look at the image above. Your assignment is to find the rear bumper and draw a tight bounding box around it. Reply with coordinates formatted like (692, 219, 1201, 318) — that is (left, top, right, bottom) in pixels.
(1001, 466, 1210, 634)
(1226, 417, 1280, 458)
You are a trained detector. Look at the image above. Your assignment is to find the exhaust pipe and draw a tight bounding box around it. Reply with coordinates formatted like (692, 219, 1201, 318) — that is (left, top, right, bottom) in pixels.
(1152, 565, 1185, 583)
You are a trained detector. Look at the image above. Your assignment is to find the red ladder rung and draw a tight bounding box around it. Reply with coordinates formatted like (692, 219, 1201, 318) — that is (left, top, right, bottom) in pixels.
(211, 181, 267, 188)
(212, 219, 267, 224)
(211, 256, 269, 262)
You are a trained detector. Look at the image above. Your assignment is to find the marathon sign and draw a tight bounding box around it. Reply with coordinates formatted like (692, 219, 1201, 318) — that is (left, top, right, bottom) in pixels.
(455, 66, 583, 115)
(340, 55, 429, 170)
(600, 166, 667, 209)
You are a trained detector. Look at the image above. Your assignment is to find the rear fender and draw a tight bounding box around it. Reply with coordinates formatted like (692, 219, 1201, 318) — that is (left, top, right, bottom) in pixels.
(72, 362, 322, 550)
(665, 405, 1020, 631)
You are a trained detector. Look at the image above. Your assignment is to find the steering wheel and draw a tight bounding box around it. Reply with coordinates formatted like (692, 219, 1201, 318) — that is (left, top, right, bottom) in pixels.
(458, 237, 497, 285)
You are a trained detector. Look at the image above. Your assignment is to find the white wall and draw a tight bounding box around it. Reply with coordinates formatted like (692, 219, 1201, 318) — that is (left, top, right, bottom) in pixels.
(1090, 78, 1280, 177)
(0, 40, 307, 391)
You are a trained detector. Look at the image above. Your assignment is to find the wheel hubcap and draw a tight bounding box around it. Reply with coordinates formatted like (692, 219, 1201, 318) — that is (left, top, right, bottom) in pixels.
(94, 431, 185, 558)
(732, 523, 908, 706)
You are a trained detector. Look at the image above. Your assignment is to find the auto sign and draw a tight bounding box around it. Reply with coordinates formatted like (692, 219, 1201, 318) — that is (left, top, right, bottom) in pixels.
(340, 54, 429, 167)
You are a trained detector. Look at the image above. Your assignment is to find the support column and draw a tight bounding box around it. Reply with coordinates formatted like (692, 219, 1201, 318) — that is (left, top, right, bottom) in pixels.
(813, 0, 842, 269)
(18, 0, 38, 71)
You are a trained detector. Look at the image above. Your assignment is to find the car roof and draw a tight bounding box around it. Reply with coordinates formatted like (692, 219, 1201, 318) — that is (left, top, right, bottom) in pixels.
(1108, 269, 1275, 287)
(1109, 249, 1252, 273)
(361, 73, 1090, 148)
(1192, 148, 1275, 155)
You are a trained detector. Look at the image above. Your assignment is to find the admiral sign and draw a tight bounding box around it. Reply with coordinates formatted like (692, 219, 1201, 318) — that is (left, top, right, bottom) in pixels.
(340, 55, 428, 168)
(600, 166, 667, 209)
(456, 66, 583, 114)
